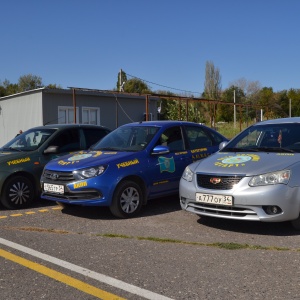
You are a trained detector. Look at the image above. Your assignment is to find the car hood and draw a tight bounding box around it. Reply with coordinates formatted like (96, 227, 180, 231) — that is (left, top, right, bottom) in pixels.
(45, 150, 141, 171)
(0, 150, 32, 165)
(192, 152, 300, 176)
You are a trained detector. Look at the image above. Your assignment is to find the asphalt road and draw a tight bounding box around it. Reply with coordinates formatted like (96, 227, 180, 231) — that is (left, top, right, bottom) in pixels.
(0, 196, 300, 300)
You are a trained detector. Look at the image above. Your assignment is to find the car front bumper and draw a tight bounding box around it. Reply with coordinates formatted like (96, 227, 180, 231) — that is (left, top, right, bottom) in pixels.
(179, 176, 300, 222)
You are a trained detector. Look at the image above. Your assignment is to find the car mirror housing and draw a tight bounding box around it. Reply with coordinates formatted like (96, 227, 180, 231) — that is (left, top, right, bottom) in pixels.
(151, 145, 170, 155)
(219, 141, 228, 150)
(44, 145, 59, 154)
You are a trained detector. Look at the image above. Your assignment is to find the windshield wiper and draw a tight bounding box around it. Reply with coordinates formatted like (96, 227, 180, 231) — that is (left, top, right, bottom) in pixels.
(1, 147, 23, 152)
(223, 147, 260, 152)
(256, 147, 295, 153)
(97, 147, 119, 151)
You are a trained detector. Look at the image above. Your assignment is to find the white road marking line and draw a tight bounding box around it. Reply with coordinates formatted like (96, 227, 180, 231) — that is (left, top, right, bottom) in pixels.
(0, 237, 173, 300)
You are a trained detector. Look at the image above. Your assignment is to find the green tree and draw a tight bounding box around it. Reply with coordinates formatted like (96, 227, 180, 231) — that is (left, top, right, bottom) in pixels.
(18, 74, 43, 92)
(218, 86, 245, 122)
(286, 89, 300, 117)
(0, 85, 6, 97)
(123, 78, 151, 94)
(46, 83, 62, 89)
(3, 79, 18, 95)
(258, 87, 282, 119)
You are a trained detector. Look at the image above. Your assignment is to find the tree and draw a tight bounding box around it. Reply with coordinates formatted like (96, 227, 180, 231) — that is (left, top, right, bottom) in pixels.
(218, 86, 245, 122)
(123, 78, 151, 94)
(228, 78, 262, 121)
(46, 83, 62, 89)
(203, 61, 222, 126)
(2, 79, 18, 95)
(285, 89, 300, 117)
(18, 74, 43, 92)
(258, 87, 283, 119)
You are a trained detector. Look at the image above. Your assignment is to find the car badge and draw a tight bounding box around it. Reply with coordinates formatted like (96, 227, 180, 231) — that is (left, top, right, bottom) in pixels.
(210, 177, 221, 184)
(50, 173, 59, 180)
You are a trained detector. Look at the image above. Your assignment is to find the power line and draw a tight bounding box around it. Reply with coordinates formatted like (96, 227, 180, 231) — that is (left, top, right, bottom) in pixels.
(125, 72, 202, 96)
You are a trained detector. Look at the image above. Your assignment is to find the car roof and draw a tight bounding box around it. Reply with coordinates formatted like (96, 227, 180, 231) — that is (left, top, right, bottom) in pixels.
(27, 124, 111, 131)
(120, 120, 210, 128)
(256, 117, 300, 126)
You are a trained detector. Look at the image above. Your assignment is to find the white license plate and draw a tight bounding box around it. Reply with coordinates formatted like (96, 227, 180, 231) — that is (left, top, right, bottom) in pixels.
(196, 193, 233, 206)
(44, 183, 64, 194)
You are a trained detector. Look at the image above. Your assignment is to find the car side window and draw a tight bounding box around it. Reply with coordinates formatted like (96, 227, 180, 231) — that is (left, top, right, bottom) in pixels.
(185, 126, 213, 149)
(159, 126, 184, 152)
(83, 128, 110, 148)
(50, 129, 81, 152)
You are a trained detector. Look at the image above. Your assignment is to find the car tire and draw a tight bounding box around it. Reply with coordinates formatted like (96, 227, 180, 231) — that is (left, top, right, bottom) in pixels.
(290, 215, 300, 230)
(110, 180, 143, 218)
(1, 176, 35, 209)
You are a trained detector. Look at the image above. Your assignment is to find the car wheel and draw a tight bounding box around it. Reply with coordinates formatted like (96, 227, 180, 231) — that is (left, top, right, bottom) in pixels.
(290, 215, 300, 230)
(110, 180, 143, 218)
(1, 176, 35, 209)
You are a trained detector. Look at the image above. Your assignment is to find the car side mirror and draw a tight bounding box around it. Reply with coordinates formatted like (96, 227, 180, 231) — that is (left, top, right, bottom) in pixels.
(151, 145, 170, 155)
(44, 145, 59, 154)
(219, 141, 228, 150)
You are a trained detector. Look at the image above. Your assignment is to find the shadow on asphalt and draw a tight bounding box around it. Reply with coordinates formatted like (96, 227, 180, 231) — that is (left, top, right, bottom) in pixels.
(58, 195, 181, 220)
(197, 216, 300, 236)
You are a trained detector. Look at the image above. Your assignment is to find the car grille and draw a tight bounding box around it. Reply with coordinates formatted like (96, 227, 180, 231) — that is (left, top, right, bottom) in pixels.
(188, 202, 258, 219)
(43, 169, 75, 182)
(197, 174, 244, 190)
(42, 190, 101, 200)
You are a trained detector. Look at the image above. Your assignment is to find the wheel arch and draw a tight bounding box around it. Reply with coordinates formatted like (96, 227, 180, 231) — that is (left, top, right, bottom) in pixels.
(116, 175, 147, 205)
(1, 171, 39, 199)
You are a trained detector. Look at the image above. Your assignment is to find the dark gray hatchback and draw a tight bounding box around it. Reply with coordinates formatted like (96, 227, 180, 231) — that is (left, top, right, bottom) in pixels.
(0, 124, 110, 209)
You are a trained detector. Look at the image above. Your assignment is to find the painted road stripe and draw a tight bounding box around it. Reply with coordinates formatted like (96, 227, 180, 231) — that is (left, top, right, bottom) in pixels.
(0, 248, 124, 300)
(0, 238, 173, 300)
(0, 206, 62, 219)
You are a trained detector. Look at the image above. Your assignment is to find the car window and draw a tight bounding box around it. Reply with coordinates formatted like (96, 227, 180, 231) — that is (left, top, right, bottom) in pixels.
(83, 128, 110, 148)
(158, 126, 184, 152)
(2, 129, 56, 151)
(224, 123, 300, 152)
(50, 128, 80, 152)
(184, 126, 213, 149)
(95, 126, 159, 151)
(206, 128, 225, 145)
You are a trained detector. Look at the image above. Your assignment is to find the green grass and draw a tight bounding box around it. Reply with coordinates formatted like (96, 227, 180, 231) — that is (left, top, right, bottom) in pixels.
(96, 233, 293, 251)
(214, 121, 255, 139)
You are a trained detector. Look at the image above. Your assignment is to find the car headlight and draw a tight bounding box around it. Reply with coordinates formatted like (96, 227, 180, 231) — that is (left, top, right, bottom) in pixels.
(74, 165, 107, 179)
(182, 166, 194, 182)
(249, 170, 290, 186)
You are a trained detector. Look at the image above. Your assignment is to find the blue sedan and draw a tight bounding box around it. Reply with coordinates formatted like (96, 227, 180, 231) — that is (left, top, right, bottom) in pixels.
(40, 121, 227, 218)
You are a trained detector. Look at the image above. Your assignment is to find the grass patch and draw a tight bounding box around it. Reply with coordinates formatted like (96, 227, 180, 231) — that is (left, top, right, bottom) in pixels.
(97, 233, 294, 251)
(209, 242, 249, 250)
(99, 233, 132, 239)
(215, 121, 255, 139)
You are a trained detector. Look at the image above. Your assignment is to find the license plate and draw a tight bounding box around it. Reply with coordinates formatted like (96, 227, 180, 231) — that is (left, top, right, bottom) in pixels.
(43, 183, 64, 194)
(196, 193, 233, 206)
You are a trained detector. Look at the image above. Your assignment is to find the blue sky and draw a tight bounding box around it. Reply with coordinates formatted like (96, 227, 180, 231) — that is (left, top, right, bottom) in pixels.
(1, 0, 299, 95)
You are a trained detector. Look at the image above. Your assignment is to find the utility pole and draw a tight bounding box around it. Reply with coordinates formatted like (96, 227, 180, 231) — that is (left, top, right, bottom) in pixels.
(234, 89, 236, 128)
(119, 69, 122, 92)
(289, 98, 292, 117)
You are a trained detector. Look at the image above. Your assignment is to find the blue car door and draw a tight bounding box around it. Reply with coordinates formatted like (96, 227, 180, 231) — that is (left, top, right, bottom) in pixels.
(147, 126, 192, 197)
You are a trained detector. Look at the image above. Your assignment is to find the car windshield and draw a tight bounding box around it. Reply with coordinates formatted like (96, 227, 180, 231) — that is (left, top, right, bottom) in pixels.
(222, 123, 300, 153)
(93, 125, 159, 152)
(1, 128, 56, 152)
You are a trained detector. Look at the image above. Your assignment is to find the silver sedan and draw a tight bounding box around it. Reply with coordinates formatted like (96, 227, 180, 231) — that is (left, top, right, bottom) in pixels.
(179, 117, 300, 230)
